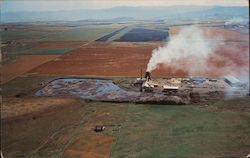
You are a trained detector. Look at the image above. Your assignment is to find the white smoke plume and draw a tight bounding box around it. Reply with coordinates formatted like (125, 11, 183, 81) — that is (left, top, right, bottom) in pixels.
(224, 17, 248, 25)
(146, 26, 223, 75)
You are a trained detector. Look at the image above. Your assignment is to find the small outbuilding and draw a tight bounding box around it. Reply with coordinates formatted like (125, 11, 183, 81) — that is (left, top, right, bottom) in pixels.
(162, 85, 179, 93)
(94, 125, 105, 132)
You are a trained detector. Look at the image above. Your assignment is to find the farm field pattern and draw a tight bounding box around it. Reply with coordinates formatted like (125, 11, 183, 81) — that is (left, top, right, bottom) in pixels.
(1, 19, 249, 158)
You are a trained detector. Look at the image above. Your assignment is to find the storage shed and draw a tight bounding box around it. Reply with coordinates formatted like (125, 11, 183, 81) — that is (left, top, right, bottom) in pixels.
(162, 85, 179, 93)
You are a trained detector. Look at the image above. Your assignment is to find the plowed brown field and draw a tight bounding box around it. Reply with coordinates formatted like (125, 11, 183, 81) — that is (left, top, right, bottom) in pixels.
(170, 27, 249, 41)
(30, 46, 155, 76)
(30, 40, 249, 78)
(1, 55, 59, 84)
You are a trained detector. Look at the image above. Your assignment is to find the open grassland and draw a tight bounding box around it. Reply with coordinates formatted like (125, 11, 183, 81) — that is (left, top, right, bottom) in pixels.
(111, 103, 250, 158)
(8, 48, 72, 56)
(2, 99, 127, 158)
(2, 96, 249, 157)
(1, 30, 50, 41)
(1, 75, 57, 97)
(1, 76, 250, 158)
(2, 98, 93, 157)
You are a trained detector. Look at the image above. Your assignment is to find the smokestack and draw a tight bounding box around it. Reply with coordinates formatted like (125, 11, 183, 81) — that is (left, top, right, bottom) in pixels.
(140, 69, 142, 79)
(145, 71, 151, 81)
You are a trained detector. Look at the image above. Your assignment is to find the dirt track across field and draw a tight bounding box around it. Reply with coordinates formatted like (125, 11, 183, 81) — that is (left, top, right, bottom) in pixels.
(30, 40, 249, 78)
(1, 55, 59, 84)
(30, 45, 154, 76)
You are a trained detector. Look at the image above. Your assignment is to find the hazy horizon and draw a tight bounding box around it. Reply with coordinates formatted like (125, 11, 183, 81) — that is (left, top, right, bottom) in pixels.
(1, 0, 249, 13)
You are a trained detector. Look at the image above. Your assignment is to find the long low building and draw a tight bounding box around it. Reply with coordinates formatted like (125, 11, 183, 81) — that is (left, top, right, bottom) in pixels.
(224, 75, 244, 87)
(191, 76, 206, 84)
(162, 85, 179, 92)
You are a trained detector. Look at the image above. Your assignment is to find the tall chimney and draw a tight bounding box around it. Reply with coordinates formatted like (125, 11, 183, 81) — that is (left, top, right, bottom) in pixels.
(140, 69, 142, 79)
(145, 71, 151, 81)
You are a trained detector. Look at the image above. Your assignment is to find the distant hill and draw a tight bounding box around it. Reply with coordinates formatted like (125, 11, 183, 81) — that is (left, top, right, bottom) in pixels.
(1, 6, 249, 23)
(179, 6, 249, 19)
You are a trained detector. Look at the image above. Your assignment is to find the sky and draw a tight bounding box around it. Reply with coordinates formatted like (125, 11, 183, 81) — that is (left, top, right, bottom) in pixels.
(1, 0, 249, 13)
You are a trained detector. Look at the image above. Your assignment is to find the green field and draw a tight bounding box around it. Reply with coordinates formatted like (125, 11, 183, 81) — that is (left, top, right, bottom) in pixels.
(108, 26, 134, 41)
(1, 76, 56, 97)
(1, 30, 49, 41)
(111, 103, 250, 158)
(5, 48, 72, 60)
(44, 27, 118, 41)
(19, 48, 72, 55)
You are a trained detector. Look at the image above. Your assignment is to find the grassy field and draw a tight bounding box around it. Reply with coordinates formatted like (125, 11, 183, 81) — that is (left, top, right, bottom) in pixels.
(2, 100, 127, 158)
(2, 75, 250, 157)
(108, 26, 134, 41)
(2, 98, 93, 157)
(111, 103, 250, 158)
(1, 75, 56, 97)
(2, 47, 72, 61)
(44, 27, 118, 41)
(1, 30, 49, 41)
(3, 100, 249, 157)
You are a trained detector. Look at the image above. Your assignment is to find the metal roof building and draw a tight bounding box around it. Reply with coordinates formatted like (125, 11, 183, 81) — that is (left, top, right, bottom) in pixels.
(191, 76, 206, 84)
(224, 75, 243, 87)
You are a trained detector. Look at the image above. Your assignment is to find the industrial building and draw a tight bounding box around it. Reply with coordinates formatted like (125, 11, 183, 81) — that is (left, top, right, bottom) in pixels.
(162, 85, 179, 93)
(224, 75, 244, 87)
(133, 71, 248, 97)
(136, 71, 180, 93)
(142, 81, 154, 92)
(191, 76, 206, 84)
(145, 71, 151, 81)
